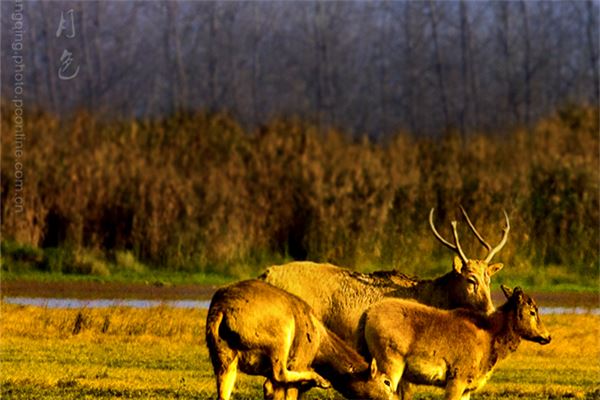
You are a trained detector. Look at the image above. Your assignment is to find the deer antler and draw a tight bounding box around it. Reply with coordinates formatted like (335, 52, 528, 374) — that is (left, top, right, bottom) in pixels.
(484, 210, 510, 263)
(460, 206, 492, 252)
(450, 220, 469, 264)
(459, 206, 510, 263)
(429, 208, 469, 265)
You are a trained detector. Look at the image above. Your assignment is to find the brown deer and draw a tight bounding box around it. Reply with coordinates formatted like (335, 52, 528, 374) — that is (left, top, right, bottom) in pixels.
(206, 279, 395, 400)
(361, 285, 551, 400)
(260, 207, 510, 346)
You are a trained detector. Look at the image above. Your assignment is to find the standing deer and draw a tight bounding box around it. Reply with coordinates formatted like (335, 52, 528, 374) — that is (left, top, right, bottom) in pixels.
(260, 207, 510, 346)
(361, 285, 551, 400)
(206, 279, 395, 400)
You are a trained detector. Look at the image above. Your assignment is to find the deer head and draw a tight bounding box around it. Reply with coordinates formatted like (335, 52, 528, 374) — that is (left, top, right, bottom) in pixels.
(501, 285, 551, 345)
(429, 207, 510, 314)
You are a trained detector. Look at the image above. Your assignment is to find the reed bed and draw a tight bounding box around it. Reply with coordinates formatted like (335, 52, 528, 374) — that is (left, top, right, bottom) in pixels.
(1, 105, 597, 280)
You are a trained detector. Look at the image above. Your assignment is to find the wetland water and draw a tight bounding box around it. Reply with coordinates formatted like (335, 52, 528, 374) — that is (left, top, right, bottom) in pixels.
(3, 297, 211, 309)
(3, 296, 599, 315)
(3, 280, 598, 314)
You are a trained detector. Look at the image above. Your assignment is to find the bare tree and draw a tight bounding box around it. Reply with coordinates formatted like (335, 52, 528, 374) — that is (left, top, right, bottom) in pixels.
(166, 0, 189, 111)
(39, 1, 60, 113)
(585, 0, 599, 104)
(458, 0, 471, 136)
(495, 2, 520, 126)
(207, 2, 218, 113)
(427, 0, 450, 132)
(519, 0, 532, 126)
(250, 2, 263, 125)
(4, 1, 597, 134)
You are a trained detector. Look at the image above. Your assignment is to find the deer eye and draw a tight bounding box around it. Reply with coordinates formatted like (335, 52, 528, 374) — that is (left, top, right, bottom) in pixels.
(384, 379, 391, 387)
(529, 310, 536, 316)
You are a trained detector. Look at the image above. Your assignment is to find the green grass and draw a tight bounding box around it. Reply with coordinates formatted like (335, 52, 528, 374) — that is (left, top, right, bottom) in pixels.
(2, 266, 598, 294)
(2, 266, 597, 294)
(1, 241, 598, 292)
(1, 305, 598, 399)
(0, 241, 237, 286)
(1, 269, 235, 286)
(2, 268, 597, 293)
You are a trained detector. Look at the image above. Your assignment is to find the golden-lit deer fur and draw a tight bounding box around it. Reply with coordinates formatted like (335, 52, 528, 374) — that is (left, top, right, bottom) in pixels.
(362, 286, 551, 400)
(260, 208, 509, 346)
(206, 279, 395, 400)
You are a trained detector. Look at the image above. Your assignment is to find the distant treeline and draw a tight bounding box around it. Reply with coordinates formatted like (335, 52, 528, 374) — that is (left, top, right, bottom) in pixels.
(0, 1, 598, 136)
(1, 105, 598, 278)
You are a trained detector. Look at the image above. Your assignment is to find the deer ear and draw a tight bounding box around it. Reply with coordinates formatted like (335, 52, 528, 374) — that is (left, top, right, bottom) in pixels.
(487, 263, 503, 276)
(370, 358, 378, 378)
(501, 284, 513, 299)
(453, 256, 464, 274)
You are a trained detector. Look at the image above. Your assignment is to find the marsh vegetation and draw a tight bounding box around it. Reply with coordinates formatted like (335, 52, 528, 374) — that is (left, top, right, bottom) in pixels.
(1, 106, 598, 289)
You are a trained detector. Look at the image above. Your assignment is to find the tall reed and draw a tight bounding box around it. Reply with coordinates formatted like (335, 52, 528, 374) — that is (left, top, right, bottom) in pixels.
(1, 105, 597, 278)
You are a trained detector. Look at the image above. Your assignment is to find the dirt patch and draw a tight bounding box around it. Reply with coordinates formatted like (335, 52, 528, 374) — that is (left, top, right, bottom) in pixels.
(1, 280, 220, 300)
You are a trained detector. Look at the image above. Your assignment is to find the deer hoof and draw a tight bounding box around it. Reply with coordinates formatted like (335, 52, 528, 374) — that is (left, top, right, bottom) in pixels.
(315, 376, 331, 389)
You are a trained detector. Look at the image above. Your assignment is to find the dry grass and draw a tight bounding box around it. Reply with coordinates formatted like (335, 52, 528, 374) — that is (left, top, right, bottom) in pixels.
(1, 304, 598, 399)
(1, 104, 598, 278)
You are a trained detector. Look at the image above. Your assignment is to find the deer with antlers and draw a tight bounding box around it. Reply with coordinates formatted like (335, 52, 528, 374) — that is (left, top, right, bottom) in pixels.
(259, 207, 511, 347)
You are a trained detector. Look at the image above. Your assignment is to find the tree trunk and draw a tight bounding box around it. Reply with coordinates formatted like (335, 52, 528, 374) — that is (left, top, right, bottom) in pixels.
(459, 0, 470, 137)
(251, 2, 261, 125)
(403, 2, 417, 134)
(497, 2, 520, 124)
(40, 1, 59, 113)
(167, 0, 189, 111)
(79, 3, 96, 110)
(585, 0, 599, 105)
(427, 1, 450, 132)
(520, 1, 532, 126)
(207, 2, 218, 113)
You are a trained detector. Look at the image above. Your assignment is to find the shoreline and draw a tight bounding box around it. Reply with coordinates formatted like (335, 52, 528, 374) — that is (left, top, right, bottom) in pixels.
(1, 279, 598, 308)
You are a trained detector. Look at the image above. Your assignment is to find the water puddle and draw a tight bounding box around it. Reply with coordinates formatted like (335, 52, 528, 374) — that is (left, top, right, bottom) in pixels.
(539, 306, 600, 315)
(2, 297, 599, 315)
(3, 297, 211, 309)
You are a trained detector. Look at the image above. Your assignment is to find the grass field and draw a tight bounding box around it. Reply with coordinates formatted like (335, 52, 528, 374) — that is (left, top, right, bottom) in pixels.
(1, 304, 599, 399)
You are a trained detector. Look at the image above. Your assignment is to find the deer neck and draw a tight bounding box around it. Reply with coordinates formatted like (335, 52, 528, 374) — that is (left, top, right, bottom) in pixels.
(410, 273, 451, 308)
(313, 327, 370, 387)
(485, 308, 522, 372)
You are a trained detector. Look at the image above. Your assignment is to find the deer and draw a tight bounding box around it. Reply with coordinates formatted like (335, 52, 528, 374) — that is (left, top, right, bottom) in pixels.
(205, 279, 395, 400)
(361, 285, 551, 400)
(259, 207, 510, 347)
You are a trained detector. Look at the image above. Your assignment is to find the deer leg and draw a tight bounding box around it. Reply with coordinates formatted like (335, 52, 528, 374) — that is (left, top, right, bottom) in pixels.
(283, 385, 300, 400)
(270, 324, 330, 389)
(263, 379, 287, 400)
(271, 358, 330, 388)
(444, 379, 468, 400)
(264, 380, 301, 400)
(271, 366, 328, 390)
(216, 354, 238, 400)
(294, 381, 315, 400)
(399, 380, 415, 400)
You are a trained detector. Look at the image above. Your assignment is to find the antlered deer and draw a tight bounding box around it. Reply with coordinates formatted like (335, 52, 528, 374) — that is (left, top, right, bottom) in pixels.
(206, 279, 395, 400)
(362, 285, 551, 400)
(260, 207, 510, 346)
